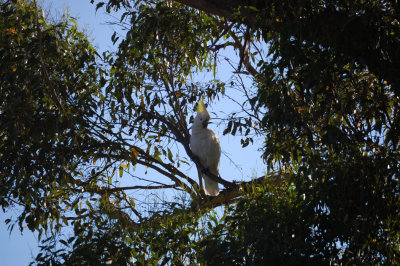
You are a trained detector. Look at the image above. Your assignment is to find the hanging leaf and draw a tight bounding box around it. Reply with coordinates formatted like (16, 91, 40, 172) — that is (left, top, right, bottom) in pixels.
(167, 148, 173, 162)
(131, 147, 138, 161)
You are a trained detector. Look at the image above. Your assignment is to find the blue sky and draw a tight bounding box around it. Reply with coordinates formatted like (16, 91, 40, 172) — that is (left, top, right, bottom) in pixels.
(1, 1, 265, 265)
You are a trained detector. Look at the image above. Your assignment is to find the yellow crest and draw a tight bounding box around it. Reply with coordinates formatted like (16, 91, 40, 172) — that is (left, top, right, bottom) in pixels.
(196, 98, 205, 113)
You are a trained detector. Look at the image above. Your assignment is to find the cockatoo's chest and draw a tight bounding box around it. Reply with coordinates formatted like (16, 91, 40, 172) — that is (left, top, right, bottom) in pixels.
(190, 129, 221, 161)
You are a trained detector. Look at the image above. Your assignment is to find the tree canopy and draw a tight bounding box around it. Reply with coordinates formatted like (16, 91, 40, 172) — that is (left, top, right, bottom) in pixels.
(1, 0, 399, 264)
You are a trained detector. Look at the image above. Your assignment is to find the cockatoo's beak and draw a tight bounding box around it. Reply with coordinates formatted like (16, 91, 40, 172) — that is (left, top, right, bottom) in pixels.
(202, 120, 209, 128)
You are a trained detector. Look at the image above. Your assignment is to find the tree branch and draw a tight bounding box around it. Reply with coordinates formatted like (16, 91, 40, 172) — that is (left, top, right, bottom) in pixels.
(174, 0, 261, 25)
(33, 0, 65, 115)
(84, 184, 179, 194)
(174, 0, 238, 18)
(127, 172, 284, 232)
(229, 28, 261, 81)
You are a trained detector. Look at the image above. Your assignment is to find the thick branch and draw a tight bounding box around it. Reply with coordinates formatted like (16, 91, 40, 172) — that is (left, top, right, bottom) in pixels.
(174, 0, 238, 18)
(126, 172, 284, 232)
(200, 172, 282, 209)
(174, 0, 262, 25)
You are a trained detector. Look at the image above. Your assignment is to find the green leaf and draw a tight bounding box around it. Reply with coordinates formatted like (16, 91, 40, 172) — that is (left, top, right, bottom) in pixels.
(167, 148, 173, 162)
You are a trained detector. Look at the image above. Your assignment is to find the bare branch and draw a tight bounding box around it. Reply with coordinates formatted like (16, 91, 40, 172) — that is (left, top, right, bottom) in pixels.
(229, 29, 262, 81)
(86, 184, 180, 194)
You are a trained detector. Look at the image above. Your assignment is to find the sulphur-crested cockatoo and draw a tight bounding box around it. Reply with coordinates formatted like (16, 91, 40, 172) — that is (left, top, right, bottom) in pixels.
(190, 100, 220, 196)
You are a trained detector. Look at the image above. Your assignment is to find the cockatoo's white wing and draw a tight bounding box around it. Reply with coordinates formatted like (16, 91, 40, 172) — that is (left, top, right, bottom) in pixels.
(190, 127, 221, 196)
(200, 129, 220, 196)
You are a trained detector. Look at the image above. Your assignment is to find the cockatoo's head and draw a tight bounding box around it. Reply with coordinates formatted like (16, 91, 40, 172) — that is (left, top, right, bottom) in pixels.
(193, 100, 210, 130)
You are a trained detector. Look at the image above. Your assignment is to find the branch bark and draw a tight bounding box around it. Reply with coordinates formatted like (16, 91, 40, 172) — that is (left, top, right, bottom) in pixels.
(173, 0, 239, 18)
(174, 0, 263, 25)
(126, 172, 284, 231)
(85, 184, 179, 194)
(33, 0, 65, 115)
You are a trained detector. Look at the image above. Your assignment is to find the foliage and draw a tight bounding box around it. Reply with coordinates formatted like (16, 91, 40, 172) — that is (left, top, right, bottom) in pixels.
(1, 0, 400, 264)
(250, 1, 400, 263)
(201, 180, 325, 265)
(0, 0, 104, 235)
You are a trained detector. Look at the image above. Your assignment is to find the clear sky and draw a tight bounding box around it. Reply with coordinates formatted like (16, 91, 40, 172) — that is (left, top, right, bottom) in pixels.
(1, 1, 265, 265)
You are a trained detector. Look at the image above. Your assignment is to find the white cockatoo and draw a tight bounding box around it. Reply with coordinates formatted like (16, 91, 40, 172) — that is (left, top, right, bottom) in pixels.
(190, 100, 221, 196)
